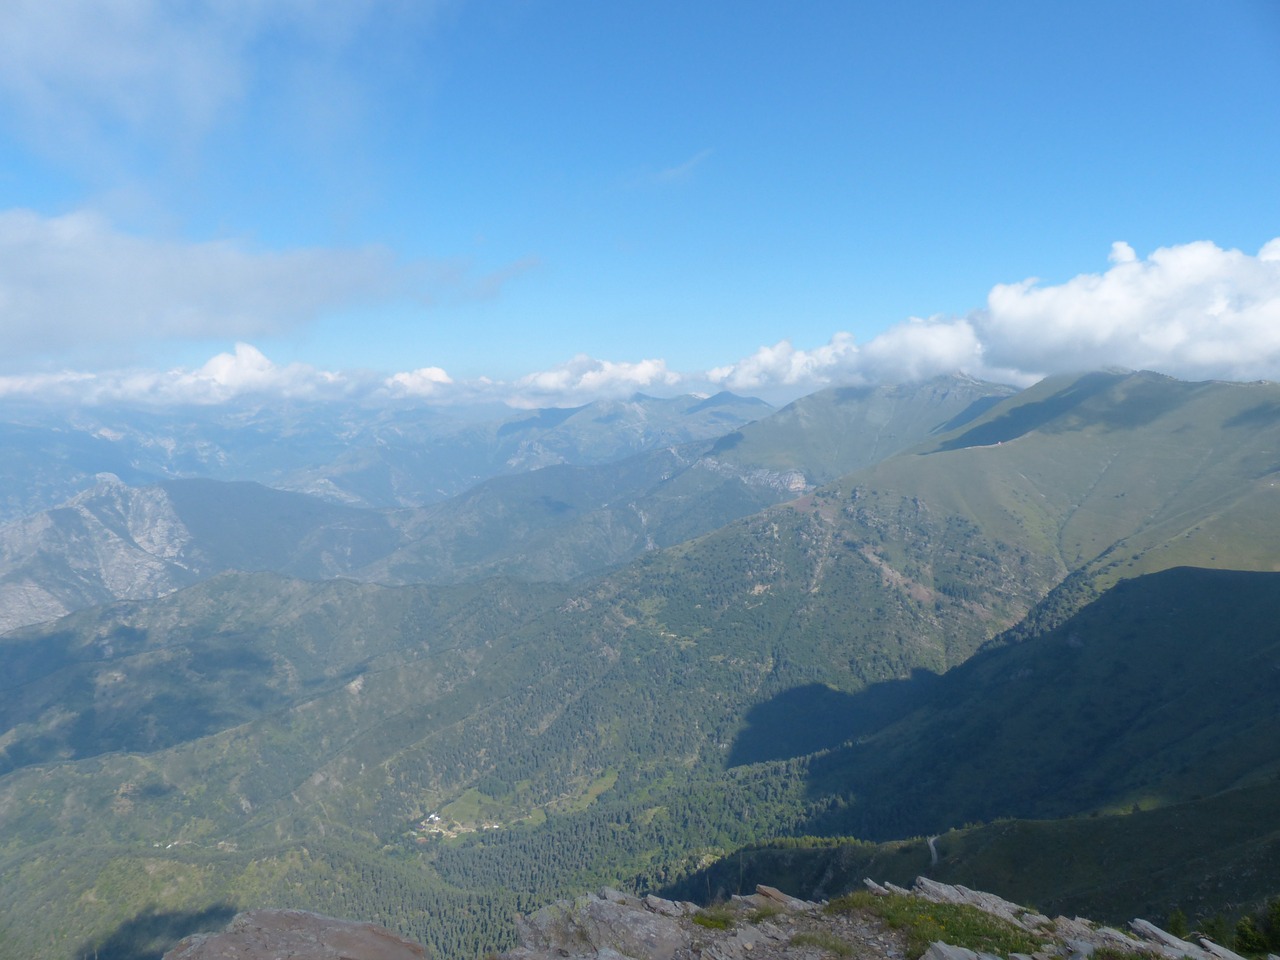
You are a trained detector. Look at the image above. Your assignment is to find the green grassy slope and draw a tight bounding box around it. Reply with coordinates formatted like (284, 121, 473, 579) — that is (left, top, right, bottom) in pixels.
(713, 375, 1015, 484)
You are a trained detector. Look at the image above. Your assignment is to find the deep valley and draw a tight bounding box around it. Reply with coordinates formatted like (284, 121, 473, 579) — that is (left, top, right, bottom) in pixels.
(1, 372, 1279, 960)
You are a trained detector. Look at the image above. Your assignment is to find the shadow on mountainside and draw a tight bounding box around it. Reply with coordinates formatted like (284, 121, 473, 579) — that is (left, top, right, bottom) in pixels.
(726, 671, 940, 768)
(0, 636, 285, 777)
(931, 371, 1172, 455)
(74, 903, 237, 960)
(789, 567, 1280, 843)
(1225, 400, 1280, 429)
(930, 394, 1012, 435)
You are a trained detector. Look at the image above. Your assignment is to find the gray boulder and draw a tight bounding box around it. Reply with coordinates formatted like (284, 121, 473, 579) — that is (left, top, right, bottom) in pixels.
(513, 891, 690, 960)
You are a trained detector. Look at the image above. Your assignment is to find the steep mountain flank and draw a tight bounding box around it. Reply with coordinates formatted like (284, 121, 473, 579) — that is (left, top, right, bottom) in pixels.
(0, 476, 398, 633)
(798, 566, 1280, 838)
(710, 375, 1016, 486)
(674, 778, 1280, 934)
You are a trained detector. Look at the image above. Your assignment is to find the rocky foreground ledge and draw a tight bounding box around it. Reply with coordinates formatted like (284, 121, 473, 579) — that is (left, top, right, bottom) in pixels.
(502, 877, 1272, 960)
(164, 877, 1278, 960)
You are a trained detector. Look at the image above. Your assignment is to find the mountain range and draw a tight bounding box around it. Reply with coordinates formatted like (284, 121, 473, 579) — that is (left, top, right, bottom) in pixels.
(0, 391, 773, 524)
(0, 377, 1010, 632)
(1, 370, 1278, 960)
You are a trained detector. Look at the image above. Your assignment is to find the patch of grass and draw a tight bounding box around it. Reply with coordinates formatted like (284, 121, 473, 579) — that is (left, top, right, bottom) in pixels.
(692, 904, 737, 930)
(748, 904, 785, 923)
(827, 891, 1043, 960)
(791, 931, 855, 956)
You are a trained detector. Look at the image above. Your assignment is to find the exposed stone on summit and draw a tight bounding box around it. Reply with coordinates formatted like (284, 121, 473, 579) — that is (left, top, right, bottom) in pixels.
(162, 908, 427, 960)
(502, 878, 1265, 960)
(510, 889, 691, 960)
(503, 883, 857, 960)
(909, 877, 1051, 931)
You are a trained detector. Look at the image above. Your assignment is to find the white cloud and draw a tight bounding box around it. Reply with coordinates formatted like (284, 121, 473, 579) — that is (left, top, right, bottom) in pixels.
(0, 370, 98, 401)
(0, 1, 435, 165)
(0, 347, 682, 409)
(5, 239, 1280, 409)
(706, 333, 860, 391)
(1108, 241, 1137, 265)
(705, 324, 1017, 394)
(504, 355, 682, 408)
(0, 208, 507, 369)
(386, 366, 454, 397)
(0, 343, 351, 405)
(710, 238, 1280, 392)
(175, 342, 340, 400)
(858, 318, 987, 382)
(976, 238, 1280, 380)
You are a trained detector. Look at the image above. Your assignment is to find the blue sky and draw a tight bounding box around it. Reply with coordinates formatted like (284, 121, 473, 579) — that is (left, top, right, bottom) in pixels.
(1, 0, 1278, 406)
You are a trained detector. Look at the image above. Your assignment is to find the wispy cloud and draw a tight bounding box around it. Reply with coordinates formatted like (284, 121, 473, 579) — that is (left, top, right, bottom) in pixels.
(387, 354, 686, 407)
(0, 1, 436, 169)
(651, 148, 713, 185)
(0, 209, 528, 370)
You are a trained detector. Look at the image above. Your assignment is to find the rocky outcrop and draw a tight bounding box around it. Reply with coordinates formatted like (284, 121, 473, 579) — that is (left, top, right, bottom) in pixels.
(511, 885, 851, 960)
(163, 908, 427, 960)
(155, 878, 1273, 960)
(0, 474, 196, 632)
(502, 878, 1265, 960)
(871, 878, 1255, 960)
(511, 888, 696, 960)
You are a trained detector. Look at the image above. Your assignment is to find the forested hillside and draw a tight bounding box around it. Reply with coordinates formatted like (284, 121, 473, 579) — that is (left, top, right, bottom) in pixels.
(2, 371, 1280, 959)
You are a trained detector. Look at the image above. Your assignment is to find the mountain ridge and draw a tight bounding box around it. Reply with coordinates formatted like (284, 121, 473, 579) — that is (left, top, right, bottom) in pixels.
(0, 375, 1015, 632)
(2, 371, 1280, 958)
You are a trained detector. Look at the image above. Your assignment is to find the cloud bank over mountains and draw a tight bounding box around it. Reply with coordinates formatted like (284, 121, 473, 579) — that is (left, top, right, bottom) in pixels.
(2, 236, 1279, 408)
(708, 237, 1280, 395)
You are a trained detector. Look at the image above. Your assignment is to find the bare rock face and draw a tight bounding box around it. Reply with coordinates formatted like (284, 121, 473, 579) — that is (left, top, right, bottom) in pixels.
(503, 884, 846, 960)
(512, 888, 694, 960)
(502, 878, 1260, 960)
(0, 474, 196, 632)
(162, 908, 427, 960)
